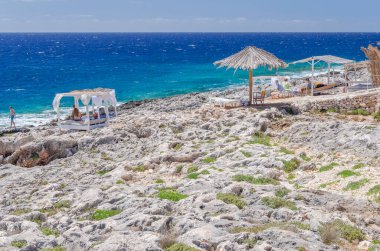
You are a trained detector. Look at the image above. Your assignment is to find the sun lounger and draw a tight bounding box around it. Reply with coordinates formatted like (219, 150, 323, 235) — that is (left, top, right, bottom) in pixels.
(209, 97, 241, 108)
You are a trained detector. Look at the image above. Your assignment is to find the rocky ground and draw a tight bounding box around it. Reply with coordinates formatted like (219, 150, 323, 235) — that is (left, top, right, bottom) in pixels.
(0, 87, 379, 251)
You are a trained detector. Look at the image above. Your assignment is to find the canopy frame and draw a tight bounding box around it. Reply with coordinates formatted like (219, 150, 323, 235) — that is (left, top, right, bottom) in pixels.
(291, 55, 354, 95)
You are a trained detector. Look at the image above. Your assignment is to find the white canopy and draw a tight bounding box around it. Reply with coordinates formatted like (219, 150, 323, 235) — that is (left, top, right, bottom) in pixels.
(292, 55, 354, 65)
(53, 88, 118, 131)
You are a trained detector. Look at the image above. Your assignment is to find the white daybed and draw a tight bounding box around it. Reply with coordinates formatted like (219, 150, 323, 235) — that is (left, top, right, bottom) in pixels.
(53, 88, 118, 131)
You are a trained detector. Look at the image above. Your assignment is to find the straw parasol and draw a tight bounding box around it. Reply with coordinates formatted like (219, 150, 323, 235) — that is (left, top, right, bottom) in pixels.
(361, 43, 380, 87)
(214, 46, 287, 104)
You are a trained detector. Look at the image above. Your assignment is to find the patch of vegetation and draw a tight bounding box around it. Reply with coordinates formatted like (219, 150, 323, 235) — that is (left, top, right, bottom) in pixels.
(175, 165, 183, 174)
(116, 180, 125, 184)
(90, 209, 122, 221)
(226, 136, 240, 142)
(299, 154, 311, 161)
(275, 188, 291, 198)
(337, 170, 360, 178)
(216, 193, 246, 209)
(279, 147, 295, 155)
(203, 156, 217, 164)
(287, 173, 296, 181)
(172, 143, 183, 151)
(157, 188, 188, 202)
(232, 174, 279, 185)
(367, 185, 380, 196)
(100, 152, 113, 161)
(40, 247, 66, 251)
(132, 165, 147, 172)
(282, 159, 301, 173)
(11, 240, 27, 248)
(186, 173, 199, 179)
(326, 107, 339, 113)
(165, 243, 200, 251)
(374, 112, 380, 121)
(240, 151, 252, 158)
(11, 208, 31, 215)
(41, 227, 60, 237)
(155, 179, 165, 184)
(319, 222, 339, 245)
(96, 169, 111, 175)
(319, 180, 339, 188)
(352, 163, 365, 170)
(187, 165, 199, 173)
(53, 200, 71, 209)
(231, 221, 309, 234)
(343, 179, 370, 191)
(372, 240, 380, 245)
(261, 196, 297, 210)
(347, 109, 370, 116)
(247, 132, 271, 146)
(210, 166, 223, 172)
(243, 239, 257, 249)
(199, 169, 210, 175)
(332, 220, 365, 242)
(319, 162, 339, 172)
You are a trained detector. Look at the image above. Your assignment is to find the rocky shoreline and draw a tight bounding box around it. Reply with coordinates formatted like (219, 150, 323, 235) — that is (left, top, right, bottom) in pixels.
(0, 85, 379, 251)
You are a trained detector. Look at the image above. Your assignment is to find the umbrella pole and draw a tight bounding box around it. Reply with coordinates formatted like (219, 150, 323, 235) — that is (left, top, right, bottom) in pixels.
(249, 68, 253, 105)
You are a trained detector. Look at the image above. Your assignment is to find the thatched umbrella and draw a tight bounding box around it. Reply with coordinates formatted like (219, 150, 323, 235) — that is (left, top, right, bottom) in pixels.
(214, 46, 287, 104)
(362, 43, 380, 87)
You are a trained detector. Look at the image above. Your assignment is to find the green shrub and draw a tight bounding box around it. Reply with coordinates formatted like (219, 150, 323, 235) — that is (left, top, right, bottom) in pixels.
(344, 179, 370, 191)
(287, 173, 296, 181)
(231, 221, 309, 234)
(90, 209, 122, 221)
(319, 163, 339, 172)
(333, 220, 365, 242)
(157, 188, 188, 202)
(279, 147, 295, 155)
(299, 154, 311, 161)
(275, 188, 290, 198)
(374, 112, 380, 121)
(319, 180, 339, 188)
(240, 151, 252, 158)
(261, 197, 297, 210)
(11, 240, 27, 248)
(367, 185, 380, 196)
(116, 180, 125, 184)
(53, 200, 71, 209)
(40, 247, 66, 251)
(337, 170, 360, 178)
(173, 143, 183, 151)
(282, 159, 300, 173)
(155, 179, 165, 184)
(348, 109, 370, 116)
(326, 107, 339, 113)
(186, 173, 199, 179)
(352, 163, 365, 170)
(247, 132, 271, 146)
(187, 165, 199, 173)
(203, 157, 216, 164)
(41, 227, 60, 237)
(216, 193, 246, 209)
(11, 208, 31, 215)
(232, 174, 279, 185)
(243, 239, 257, 248)
(200, 169, 210, 175)
(175, 165, 183, 174)
(133, 165, 146, 172)
(96, 170, 110, 175)
(165, 243, 200, 251)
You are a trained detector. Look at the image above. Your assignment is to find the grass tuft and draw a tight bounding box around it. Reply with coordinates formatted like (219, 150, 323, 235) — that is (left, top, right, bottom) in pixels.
(165, 243, 200, 251)
(347, 109, 370, 116)
(279, 147, 295, 155)
(186, 173, 199, 179)
(187, 165, 199, 173)
(133, 165, 146, 172)
(116, 180, 125, 184)
(203, 156, 217, 164)
(40, 247, 66, 251)
(344, 179, 370, 191)
(337, 170, 360, 178)
(261, 196, 297, 210)
(299, 154, 312, 161)
(231, 221, 309, 234)
(155, 179, 165, 184)
(352, 163, 365, 170)
(240, 151, 252, 158)
(367, 185, 380, 196)
(247, 132, 271, 146)
(275, 187, 291, 198)
(11, 240, 27, 248)
(157, 188, 188, 202)
(41, 227, 60, 237)
(216, 193, 246, 209)
(232, 174, 279, 185)
(90, 209, 121, 221)
(319, 162, 339, 172)
(282, 159, 300, 173)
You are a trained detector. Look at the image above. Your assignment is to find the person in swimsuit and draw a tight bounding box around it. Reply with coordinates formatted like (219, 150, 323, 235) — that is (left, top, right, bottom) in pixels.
(9, 106, 16, 129)
(71, 105, 82, 121)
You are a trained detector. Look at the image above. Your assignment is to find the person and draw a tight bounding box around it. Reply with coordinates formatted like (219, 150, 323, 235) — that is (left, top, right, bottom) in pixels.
(275, 80, 285, 92)
(93, 111, 98, 119)
(283, 78, 291, 91)
(306, 78, 313, 90)
(71, 105, 82, 121)
(9, 106, 16, 129)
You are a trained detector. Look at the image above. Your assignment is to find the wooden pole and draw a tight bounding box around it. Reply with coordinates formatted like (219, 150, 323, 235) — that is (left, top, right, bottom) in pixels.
(249, 68, 253, 105)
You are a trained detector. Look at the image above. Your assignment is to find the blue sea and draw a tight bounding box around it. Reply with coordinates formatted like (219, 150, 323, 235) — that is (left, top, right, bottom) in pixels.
(0, 32, 379, 127)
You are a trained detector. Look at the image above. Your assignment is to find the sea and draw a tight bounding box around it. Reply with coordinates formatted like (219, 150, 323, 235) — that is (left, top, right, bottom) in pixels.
(0, 32, 379, 127)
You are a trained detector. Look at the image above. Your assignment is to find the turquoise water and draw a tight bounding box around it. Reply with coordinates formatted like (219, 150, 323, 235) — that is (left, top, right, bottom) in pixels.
(0, 32, 379, 127)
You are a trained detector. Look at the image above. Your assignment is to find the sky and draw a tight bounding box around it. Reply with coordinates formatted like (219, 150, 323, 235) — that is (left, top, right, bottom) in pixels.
(0, 0, 379, 32)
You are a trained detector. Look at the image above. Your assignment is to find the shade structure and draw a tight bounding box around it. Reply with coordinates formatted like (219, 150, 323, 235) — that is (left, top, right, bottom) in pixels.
(291, 55, 354, 95)
(214, 46, 287, 104)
